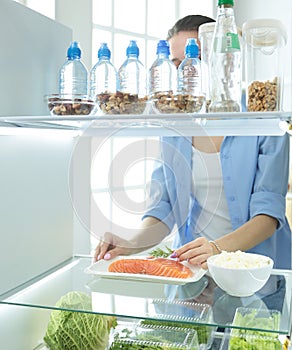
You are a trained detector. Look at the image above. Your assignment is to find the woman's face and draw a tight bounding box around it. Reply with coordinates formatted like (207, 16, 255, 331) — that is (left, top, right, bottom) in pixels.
(168, 30, 200, 68)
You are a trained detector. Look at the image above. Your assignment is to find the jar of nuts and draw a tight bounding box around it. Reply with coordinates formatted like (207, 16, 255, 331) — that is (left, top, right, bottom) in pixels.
(242, 19, 287, 112)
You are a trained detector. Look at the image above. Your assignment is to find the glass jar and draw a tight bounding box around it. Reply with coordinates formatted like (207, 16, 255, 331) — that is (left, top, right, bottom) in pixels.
(208, 0, 242, 113)
(242, 18, 287, 112)
(198, 22, 215, 112)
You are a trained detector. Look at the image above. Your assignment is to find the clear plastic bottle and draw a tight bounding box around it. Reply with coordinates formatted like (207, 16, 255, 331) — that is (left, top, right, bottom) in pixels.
(198, 22, 216, 111)
(58, 41, 88, 96)
(177, 39, 202, 95)
(90, 42, 118, 100)
(209, 0, 241, 113)
(118, 40, 146, 98)
(177, 38, 204, 113)
(148, 40, 177, 113)
(148, 40, 177, 98)
(116, 40, 147, 114)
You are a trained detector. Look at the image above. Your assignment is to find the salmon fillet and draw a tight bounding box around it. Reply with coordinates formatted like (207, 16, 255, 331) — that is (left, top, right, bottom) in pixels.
(108, 257, 193, 279)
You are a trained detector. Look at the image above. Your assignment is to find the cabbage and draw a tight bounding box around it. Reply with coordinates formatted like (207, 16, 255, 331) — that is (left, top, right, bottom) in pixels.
(44, 291, 117, 350)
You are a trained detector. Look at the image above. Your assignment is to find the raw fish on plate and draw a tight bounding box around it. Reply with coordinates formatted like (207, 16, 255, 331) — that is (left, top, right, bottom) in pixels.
(84, 256, 207, 285)
(108, 257, 193, 279)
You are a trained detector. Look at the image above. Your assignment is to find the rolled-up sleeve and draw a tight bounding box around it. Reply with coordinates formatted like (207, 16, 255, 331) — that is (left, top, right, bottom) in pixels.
(250, 135, 289, 229)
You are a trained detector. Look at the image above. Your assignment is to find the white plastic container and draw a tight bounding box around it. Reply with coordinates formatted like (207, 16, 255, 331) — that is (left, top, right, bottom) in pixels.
(242, 18, 287, 112)
(110, 320, 200, 350)
(148, 299, 216, 349)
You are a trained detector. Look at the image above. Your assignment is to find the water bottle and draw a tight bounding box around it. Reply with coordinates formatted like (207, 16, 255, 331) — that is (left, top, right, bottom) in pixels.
(90, 42, 118, 100)
(148, 40, 177, 113)
(117, 40, 147, 114)
(177, 38, 204, 113)
(148, 40, 177, 97)
(58, 41, 88, 96)
(118, 40, 146, 97)
(177, 39, 202, 96)
(209, 0, 242, 113)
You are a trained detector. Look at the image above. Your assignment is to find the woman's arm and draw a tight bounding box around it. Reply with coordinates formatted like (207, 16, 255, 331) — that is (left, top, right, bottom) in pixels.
(94, 216, 169, 261)
(215, 214, 277, 252)
(175, 214, 277, 269)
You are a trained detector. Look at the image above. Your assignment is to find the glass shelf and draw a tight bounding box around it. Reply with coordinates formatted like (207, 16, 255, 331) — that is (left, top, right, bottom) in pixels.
(0, 111, 291, 136)
(1, 256, 291, 336)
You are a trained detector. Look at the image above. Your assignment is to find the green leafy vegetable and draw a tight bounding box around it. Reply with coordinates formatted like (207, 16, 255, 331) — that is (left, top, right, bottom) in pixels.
(139, 319, 209, 345)
(149, 246, 173, 258)
(110, 324, 198, 350)
(109, 339, 182, 350)
(44, 291, 117, 350)
(229, 335, 282, 350)
(229, 309, 282, 350)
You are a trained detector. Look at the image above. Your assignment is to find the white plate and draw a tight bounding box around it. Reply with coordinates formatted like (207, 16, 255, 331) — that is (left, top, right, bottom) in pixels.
(85, 256, 207, 285)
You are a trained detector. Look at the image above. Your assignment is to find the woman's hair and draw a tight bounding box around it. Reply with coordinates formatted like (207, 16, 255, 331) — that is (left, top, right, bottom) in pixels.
(166, 15, 215, 40)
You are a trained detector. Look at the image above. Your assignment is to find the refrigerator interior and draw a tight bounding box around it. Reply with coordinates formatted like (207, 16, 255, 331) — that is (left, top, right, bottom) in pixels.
(0, 0, 291, 349)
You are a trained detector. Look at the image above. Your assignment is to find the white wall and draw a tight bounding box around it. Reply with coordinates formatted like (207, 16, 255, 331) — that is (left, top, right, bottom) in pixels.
(0, 0, 72, 116)
(55, 0, 92, 72)
(0, 133, 75, 296)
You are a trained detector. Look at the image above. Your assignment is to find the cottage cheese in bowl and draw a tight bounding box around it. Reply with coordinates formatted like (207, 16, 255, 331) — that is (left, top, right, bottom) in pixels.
(207, 251, 273, 297)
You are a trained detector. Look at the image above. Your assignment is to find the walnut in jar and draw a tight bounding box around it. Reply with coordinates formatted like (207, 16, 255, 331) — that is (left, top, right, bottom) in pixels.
(247, 78, 279, 112)
(47, 95, 95, 116)
(151, 91, 205, 114)
(96, 91, 148, 115)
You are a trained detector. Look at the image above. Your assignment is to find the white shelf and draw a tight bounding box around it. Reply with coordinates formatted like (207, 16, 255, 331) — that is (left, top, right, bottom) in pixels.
(0, 111, 290, 136)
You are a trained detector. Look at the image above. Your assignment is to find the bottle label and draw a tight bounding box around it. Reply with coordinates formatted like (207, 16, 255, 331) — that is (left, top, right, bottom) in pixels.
(214, 33, 240, 52)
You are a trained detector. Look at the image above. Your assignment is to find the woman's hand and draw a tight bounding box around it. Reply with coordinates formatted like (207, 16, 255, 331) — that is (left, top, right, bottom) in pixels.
(174, 237, 217, 269)
(93, 217, 170, 262)
(93, 232, 139, 262)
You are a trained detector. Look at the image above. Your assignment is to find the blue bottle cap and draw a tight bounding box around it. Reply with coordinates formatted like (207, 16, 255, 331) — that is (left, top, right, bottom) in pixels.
(67, 41, 81, 60)
(156, 40, 170, 56)
(126, 40, 139, 57)
(98, 43, 111, 59)
(185, 38, 199, 58)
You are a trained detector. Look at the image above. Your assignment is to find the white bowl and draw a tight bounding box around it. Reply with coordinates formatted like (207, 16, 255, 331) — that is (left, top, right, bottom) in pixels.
(207, 252, 274, 297)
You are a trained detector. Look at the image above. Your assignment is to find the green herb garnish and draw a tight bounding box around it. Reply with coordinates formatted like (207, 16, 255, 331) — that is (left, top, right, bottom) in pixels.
(149, 246, 173, 258)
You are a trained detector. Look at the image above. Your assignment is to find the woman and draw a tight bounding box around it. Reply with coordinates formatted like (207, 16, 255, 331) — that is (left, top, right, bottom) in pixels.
(94, 15, 291, 270)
